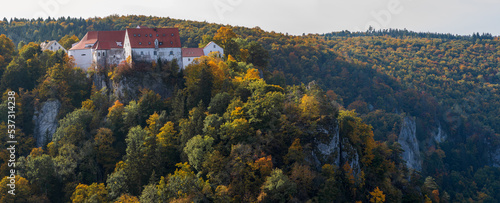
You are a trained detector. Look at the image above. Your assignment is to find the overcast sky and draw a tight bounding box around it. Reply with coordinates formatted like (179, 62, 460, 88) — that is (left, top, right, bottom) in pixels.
(1, 0, 499, 36)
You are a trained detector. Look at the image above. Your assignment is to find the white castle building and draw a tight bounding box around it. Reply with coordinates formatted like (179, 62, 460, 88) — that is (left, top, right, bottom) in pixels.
(68, 26, 223, 70)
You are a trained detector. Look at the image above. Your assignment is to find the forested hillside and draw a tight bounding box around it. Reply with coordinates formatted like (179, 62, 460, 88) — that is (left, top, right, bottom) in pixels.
(0, 15, 499, 202)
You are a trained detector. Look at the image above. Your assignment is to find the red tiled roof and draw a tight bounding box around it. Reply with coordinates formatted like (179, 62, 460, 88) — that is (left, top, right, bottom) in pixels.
(182, 48, 204, 57)
(126, 28, 181, 48)
(70, 31, 125, 50)
(93, 31, 126, 50)
(69, 31, 98, 50)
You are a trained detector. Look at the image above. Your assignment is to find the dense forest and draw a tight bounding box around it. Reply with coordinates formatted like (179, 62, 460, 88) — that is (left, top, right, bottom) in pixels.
(0, 15, 499, 202)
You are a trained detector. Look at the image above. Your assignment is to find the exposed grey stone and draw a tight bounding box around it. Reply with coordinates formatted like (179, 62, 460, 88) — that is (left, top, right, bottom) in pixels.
(398, 116, 422, 171)
(33, 99, 61, 147)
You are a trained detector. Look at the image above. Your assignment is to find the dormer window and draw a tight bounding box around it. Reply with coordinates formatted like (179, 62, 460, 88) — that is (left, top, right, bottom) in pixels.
(148, 42, 151, 45)
(159, 42, 163, 45)
(170, 41, 173, 44)
(139, 42, 142, 45)
(134, 34, 136, 37)
(138, 34, 141, 37)
(171, 33, 174, 36)
(150, 34, 152, 37)
(163, 34, 165, 36)
(157, 34, 159, 37)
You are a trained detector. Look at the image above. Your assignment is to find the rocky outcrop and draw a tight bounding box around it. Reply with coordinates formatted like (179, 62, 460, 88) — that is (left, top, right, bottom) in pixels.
(92, 72, 174, 102)
(491, 147, 500, 167)
(33, 99, 61, 147)
(312, 118, 361, 176)
(92, 72, 108, 91)
(315, 126, 340, 166)
(398, 116, 422, 171)
(432, 123, 447, 144)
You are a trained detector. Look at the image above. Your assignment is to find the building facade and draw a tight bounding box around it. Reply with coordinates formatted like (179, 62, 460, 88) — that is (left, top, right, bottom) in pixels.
(68, 26, 223, 71)
(40, 40, 67, 52)
(181, 42, 224, 68)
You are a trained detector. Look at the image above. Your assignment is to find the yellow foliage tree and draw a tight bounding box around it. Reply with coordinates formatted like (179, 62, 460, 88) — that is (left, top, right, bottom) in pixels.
(71, 183, 108, 203)
(114, 194, 139, 203)
(157, 121, 177, 147)
(0, 175, 32, 202)
(369, 187, 386, 203)
(299, 94, 320, 119)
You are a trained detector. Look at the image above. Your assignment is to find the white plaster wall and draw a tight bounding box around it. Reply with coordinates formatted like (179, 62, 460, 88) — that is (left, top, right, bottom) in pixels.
(108, 49, 126, 65)
(132, 47, 182, 67)
(49, 42, 66, 52)
(203, 43, 224, 57)
(68, 49, 92, 70)
(182, 56, 197, 69)
(124, 32, 132, 61)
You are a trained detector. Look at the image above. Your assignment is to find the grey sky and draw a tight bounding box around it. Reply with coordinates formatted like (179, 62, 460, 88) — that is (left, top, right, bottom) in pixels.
(1, 0, 499, 36)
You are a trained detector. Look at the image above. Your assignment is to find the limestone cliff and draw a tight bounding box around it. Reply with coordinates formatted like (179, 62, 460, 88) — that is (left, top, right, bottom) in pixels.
(92, 71, 175, 102)
(312, 118, 361, 176)
(397, 116, 422, 171)
(33, 99, 61, 147)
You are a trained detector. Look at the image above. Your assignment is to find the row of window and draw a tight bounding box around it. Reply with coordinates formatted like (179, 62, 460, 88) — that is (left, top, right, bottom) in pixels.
(133, 33, 175, 37)
(138, 41, 172, 45)
(140, 51, 174, 56)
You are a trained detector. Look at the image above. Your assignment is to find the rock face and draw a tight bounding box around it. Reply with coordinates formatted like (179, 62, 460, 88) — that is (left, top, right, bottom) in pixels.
(93, 72, 174, 102)
(313, 118, 361, 176)
(432, 123, 447, 143)
(33, 99, 61, 147)
(315, 126, 340, 166)
(398, 116, 422, 171)
(491, 147, 500, 167)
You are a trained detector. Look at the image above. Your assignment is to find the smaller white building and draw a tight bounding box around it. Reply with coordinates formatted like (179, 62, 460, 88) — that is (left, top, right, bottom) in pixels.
(40, 40, 67, 52)
(203, 41, 224, 57)
(181, 42, 224, 69)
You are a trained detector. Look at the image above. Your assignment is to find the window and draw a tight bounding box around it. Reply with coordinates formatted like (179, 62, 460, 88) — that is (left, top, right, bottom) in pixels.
(98, 52, 100, 56)
(103, 52, 105, 56)
(138, 34, 141, 37)
(159, 42, 163, 45)
(148, 42, 151, 45)
(188, 58, 191, 61)
(150, 34, 152, 37)
(171, 33, 174, 36)
(169, 51, 173, 55)
(157, 34, 159, 37)
(163, 34, 165, 36)
(141, 51, 144, 55)
(214, 45, 216, 48)
(170, 41, 173, 44)
(82, 54, 86, 56)
(134, 34, 136, 37)
(154, 51, 157, 55)
(139, 42, 142, 45)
